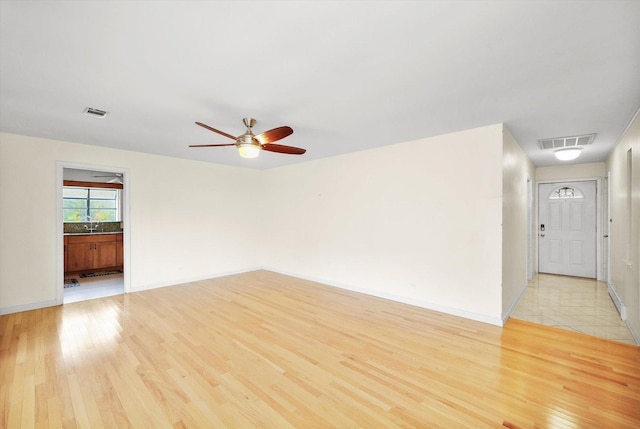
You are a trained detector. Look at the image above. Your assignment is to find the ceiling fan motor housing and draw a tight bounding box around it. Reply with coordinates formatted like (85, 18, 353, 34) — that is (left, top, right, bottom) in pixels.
(237, 133, 255, 144)
(237, 121, 261, 158)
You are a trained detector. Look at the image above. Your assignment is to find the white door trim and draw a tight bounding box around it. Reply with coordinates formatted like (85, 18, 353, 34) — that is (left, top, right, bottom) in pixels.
(55, 161, 131, 304)
(603, 172, 611, 284)
(536, 177, 602, 280)
(527, 177, 534, 280)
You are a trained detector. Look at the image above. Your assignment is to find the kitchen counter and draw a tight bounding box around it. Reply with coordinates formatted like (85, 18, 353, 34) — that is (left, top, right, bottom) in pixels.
(64, 231, 123, 236)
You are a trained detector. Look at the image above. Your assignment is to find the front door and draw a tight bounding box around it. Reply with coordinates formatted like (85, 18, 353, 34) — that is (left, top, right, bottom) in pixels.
(538, 181, 596, 278)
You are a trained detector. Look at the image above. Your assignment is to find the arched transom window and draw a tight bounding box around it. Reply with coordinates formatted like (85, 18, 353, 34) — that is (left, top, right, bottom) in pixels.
(548, 186, 584, 200)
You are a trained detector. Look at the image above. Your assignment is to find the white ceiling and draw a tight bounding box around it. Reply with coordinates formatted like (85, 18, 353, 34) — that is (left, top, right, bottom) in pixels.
(1, 1, 639, 170)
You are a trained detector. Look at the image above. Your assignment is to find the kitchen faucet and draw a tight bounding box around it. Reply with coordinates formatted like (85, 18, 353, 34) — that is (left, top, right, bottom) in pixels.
(84, 215, 99, 233)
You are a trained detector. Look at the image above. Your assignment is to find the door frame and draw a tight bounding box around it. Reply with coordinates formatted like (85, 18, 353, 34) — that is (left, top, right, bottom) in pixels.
(603, 172, 611, 284)
(527, 177, 534, 280)
(536, 177, 602, 280)
(55, 161, 131, 304)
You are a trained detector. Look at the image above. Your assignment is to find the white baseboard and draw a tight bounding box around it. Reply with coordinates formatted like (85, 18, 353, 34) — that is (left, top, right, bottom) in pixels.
(607, 282, 627, 320)
(606, 282, 638, 345)
(0, 299, 59, 316)
(133, 266, 264, 292)
(502, 281, 529, 324)
(265, 267, 504, 327)
(626, 321, 639, 345)
(0, 268, 264, 316)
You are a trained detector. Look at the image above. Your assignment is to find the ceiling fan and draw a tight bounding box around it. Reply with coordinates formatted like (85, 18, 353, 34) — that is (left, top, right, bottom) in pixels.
(189, 118, 306, 158)
(92, 173, 123, 184)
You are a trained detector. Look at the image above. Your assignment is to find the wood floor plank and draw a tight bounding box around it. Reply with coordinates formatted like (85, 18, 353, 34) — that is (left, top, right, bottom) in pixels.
(1, 270, 639, 428)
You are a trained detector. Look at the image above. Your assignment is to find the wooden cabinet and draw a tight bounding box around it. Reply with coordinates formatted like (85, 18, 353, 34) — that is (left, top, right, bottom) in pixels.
(94, 241, 117, 269)
(65, 233, 122, 273)
(116, 233, 124, 267)
(63, 235, 68, 271)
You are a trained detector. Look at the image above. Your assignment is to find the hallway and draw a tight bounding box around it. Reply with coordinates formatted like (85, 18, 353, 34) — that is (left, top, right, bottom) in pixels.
(512, 273, 636, 345)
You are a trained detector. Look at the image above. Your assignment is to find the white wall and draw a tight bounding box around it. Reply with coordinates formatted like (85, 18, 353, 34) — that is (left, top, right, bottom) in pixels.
(502, 127, 536, 318)
(261, 124, 505, 325)
(1, 124, 526, 326)
(536, 162, 606, 182)
(606, 110, 640, 340)
(0, 132, 262, 313)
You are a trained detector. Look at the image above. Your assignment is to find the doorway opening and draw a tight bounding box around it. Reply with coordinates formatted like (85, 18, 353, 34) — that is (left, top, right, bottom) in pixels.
(56, 162, 130, 304)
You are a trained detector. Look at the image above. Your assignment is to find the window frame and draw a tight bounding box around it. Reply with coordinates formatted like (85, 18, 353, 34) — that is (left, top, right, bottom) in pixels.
(63, 182, 122, 222)
(548, 186, 584, 200)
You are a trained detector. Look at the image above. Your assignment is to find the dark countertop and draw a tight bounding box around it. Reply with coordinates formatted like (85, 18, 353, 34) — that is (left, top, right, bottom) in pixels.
(63, 232, 123, 236)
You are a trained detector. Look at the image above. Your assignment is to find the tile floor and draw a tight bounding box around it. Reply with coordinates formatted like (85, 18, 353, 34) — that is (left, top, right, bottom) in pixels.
(64, 273, 124, 304)
(512, 273, 637, 345)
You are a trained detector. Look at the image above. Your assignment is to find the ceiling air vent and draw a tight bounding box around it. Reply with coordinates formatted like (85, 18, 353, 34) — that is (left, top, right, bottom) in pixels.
(83, 107, 109, 118)
(538, 133, 595, 150)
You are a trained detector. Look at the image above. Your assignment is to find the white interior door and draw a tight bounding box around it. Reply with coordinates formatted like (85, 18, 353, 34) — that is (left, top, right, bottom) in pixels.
(538, 181, 596, 278)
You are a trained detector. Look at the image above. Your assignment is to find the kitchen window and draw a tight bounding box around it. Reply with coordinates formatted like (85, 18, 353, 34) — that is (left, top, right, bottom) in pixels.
(63, 187, 121, 222)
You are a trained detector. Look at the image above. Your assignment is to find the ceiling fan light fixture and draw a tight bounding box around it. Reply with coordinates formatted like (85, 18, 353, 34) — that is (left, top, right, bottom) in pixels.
(238, 144, 260, 158)
(555, 148, 582, 161)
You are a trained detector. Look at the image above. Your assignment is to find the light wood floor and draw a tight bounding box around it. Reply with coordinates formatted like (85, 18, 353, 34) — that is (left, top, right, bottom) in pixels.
(2, 271, 639, 428)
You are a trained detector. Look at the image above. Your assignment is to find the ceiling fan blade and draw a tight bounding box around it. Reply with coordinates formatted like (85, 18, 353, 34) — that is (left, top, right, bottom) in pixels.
(262, 143, 306, 155)
(189, 143, 236, 147)
(195, 122, 237, 140)
(254, 126, 293, 144)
